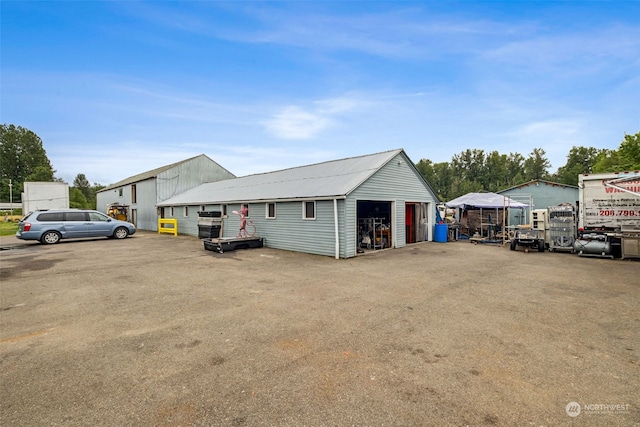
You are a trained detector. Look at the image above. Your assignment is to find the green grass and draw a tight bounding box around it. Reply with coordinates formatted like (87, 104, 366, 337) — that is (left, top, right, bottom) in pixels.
(0, 222, 19, 236)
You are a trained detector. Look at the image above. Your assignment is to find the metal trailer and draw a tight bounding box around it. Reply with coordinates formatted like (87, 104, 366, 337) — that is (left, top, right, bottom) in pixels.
(548, 205, 576, 252)
(203, 237, 264, 253)
(510, 227, 545, 253)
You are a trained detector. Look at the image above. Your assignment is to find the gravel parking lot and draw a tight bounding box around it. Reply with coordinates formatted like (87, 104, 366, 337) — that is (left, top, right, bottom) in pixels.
(1, 232, 638, 426)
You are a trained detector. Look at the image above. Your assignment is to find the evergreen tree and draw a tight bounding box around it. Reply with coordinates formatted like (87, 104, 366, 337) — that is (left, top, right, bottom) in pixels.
(0, 124, 55, 201)
(523, 148, 551, 180)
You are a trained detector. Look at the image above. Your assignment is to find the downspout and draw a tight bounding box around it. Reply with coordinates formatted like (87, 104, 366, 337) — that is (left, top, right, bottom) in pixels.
(334, 198, 340, 259)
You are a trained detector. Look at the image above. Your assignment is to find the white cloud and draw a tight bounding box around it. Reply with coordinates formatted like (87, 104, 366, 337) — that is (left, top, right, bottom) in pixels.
(207, 5, 521, 59)
(314, 97, 364, 114)
(263, 95, 368, 140)
(482, 25, 640, 78)
(504, 119, 587, 169)
(264, 106, 331, 140)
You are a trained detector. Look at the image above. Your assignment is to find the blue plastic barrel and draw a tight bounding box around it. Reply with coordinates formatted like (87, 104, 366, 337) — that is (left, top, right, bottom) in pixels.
(434, 223, 448, 243)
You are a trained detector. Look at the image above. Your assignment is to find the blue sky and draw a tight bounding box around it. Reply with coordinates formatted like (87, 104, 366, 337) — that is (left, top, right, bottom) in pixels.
(2, 1, 639, 186)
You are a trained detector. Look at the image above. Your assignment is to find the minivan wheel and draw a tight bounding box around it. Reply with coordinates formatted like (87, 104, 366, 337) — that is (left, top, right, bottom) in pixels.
(113, 227, 129, 239)
(40, 231, 61, 244)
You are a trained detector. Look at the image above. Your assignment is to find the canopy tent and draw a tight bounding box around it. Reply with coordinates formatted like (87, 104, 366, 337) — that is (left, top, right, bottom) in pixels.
(445, 192, 529, 243)
(446, 192, 529, 209)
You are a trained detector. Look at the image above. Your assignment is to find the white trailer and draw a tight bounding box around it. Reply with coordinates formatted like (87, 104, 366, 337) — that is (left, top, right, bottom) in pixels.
(21, 182, 70, 213)
(576, 171, 640, 258)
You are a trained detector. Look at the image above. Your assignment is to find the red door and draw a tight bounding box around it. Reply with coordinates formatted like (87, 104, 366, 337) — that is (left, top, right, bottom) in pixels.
(406, 204, 415, 243)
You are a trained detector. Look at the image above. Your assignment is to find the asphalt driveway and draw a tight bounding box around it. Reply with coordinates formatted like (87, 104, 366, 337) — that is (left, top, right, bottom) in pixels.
(1, 232, 638, 426)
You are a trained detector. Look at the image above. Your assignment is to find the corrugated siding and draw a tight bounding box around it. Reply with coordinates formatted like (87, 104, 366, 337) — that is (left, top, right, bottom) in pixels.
(96, 180, 159, 231)
(501, 184, 578, 225)
(96, 187, 130, 214)
(348, 152, 438, 254)
(135, 179, 159, 231)
(156, 157, 235, 204)
(98, 156, 234, 232)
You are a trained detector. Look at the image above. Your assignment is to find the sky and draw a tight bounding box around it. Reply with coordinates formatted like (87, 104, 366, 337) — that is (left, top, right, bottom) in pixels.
(2, 1, 639, 186)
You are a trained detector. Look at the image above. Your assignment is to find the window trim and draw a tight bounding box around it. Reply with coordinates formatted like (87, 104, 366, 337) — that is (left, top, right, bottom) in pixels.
(266, 202, 276, 219)
(302, 201, 316, 220)
(184, 206, 189, 217)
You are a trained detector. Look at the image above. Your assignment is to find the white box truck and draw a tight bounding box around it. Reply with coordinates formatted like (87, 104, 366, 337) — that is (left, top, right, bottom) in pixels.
(576, 171, 640, 258)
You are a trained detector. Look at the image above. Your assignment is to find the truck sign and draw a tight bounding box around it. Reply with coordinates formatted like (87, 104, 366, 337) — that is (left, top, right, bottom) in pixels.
(579, 172, 640, 230)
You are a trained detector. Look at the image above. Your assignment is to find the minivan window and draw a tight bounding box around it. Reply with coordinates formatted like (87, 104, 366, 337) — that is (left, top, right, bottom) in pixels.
(88, 212, 109, 222)
(37, 212, 64, 222)
(65, 212, 87, 221)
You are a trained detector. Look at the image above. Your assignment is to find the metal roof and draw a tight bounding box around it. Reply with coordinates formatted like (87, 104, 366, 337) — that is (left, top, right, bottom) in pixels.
(157, 149, 405, 206)
(497, 179, 578, 193)
(446, 192, 529, 209)
(98, 154, 233, 192)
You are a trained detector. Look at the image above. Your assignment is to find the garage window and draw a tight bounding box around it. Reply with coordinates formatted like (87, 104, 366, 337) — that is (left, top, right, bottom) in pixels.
(266, 202, 276, 219)
(303, 201, 316, 220)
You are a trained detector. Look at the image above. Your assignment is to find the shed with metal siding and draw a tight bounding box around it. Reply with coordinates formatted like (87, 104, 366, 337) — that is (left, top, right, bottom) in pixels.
(96, 154, 235, 231)
(497, 180, 579, 225)
(158, 149, 440, 258)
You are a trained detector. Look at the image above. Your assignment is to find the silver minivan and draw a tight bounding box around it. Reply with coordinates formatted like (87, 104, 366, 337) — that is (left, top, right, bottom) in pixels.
(16, 209, 136, 244)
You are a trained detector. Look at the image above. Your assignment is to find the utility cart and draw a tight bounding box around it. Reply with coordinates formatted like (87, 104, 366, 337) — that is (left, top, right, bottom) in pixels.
(510, 227, 545, 253)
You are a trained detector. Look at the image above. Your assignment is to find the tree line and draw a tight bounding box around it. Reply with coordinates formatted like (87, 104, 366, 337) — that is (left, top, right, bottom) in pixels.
(1, 123, 639, 207)
(415, 132, 640, 200)
(0, 124, 104, 209)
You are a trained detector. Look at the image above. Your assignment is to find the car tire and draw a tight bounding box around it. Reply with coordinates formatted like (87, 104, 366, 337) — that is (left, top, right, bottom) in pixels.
(40, 231, 61, 245)
(113, 227, 129, 239)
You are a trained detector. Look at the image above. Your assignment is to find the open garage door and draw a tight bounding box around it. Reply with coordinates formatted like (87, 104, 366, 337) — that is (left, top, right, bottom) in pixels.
(357, 200, 392, 252)
(406, 202, 430, 244)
